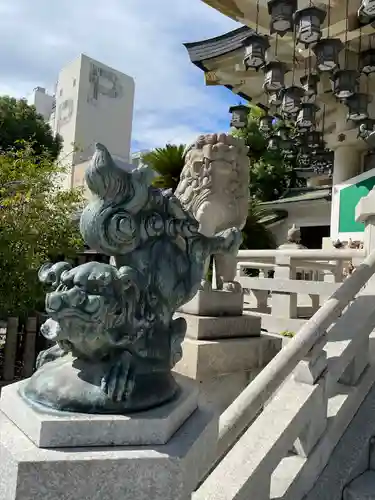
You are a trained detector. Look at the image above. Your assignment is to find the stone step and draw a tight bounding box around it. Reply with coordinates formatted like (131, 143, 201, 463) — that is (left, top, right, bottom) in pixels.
(343, 471, 375, 500)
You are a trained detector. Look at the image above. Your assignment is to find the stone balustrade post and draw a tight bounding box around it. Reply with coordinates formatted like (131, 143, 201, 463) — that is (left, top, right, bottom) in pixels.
(252, 267, 269, 313)
(292, 338, 328, 457)
(356, 187, 375, 290)
(272, 255, 297, 319)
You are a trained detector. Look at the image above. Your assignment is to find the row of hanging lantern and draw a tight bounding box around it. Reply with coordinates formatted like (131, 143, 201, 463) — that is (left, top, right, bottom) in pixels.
(229, 104, 334, 175)
(243, 7, 375, 116)
(232, 0, 375, 173)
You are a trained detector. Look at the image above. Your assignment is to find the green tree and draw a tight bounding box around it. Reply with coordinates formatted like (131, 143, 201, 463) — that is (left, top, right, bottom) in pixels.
(142, 144, 186, 191)
(0, 96, 62, 160)
(241, 201, 276, 250)
(0, 144, 84, 317)
(232, 104, 304, 202)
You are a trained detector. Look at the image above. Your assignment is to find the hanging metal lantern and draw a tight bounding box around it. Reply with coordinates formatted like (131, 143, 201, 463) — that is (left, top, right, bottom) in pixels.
(359, 49, 375, 75)
(296, 103, 319, 131)
(357, 118, 375, 139)
(267, 135, 281, 151)
(331, 70, 359, 99)
(268, 90, 283, 107)
(280, 86, 305, 115)
(304, 130, 324, 148)
(275, 124, 290, 140)
(297, 146, 312, 167)
(259, 115, 274, 133)
(310, 148, 334, 175)
(229, 105, 249, 128)
(358, 0, 375, 23)
(282, 142, 297, 158)
(267, 0, 297, 36)
(273, 124, 294, 155)
(300, 73, 320, 99)
(243, 34, 270, 70)
(345, 93, 370, 121)
(313, 39, 344, 72)
(263, 61, 289, 92)
(294, 7, 326, 47)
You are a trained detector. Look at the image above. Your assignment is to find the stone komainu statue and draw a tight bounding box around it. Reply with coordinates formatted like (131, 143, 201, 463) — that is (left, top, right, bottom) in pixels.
(174, 133, 249, 290)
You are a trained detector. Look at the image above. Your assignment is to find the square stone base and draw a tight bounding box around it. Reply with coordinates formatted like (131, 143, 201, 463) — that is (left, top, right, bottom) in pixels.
(173, 336, 278, 380)
(178, 289, 243, 316)
(176, 313, 261, 340)
(0, 375, 198, 448)
(0, 403, 218, 500)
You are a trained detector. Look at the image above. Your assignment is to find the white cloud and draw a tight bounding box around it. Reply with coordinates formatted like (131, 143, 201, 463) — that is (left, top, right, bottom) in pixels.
(0, 0, 241, 151)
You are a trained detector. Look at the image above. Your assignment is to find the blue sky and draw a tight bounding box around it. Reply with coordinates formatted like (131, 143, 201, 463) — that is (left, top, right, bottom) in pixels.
(0, 0, 245, 152)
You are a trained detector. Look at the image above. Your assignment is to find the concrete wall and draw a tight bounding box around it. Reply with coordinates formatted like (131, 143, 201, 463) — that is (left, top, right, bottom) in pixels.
(269, 201, 331, 247)
(27, 87, 55, 121)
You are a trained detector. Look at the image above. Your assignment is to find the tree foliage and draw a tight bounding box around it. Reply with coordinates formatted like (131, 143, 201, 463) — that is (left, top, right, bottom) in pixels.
(142, 144, 186, 191)
(0, 96, 62, 160)
(232, 104, 304, 202)
(0, 144, 84, 317)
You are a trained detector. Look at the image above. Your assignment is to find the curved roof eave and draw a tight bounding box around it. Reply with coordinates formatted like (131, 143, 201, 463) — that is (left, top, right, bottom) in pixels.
(184, 26, 253, 63)
(201, 0, 244, 22)
(184, 26, 253, 101)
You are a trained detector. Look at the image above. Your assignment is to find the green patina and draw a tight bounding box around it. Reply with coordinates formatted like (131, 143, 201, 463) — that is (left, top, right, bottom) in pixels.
(339, 175, 375, 233)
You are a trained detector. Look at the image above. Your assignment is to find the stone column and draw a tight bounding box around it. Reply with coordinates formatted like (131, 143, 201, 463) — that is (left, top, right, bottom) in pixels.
(331, 145, 363, 186)
(0, 375, 218, 500)
(327, 126, 367, 240)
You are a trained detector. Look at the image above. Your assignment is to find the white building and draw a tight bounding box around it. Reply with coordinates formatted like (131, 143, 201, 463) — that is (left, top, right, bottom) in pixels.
(131, 150, 150, 169)
(27, 87, 55, 121)
(28, 54, 135, 190)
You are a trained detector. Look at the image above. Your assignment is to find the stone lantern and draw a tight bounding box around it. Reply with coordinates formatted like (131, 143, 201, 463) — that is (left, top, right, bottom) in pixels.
(268, 0, 297, 36)
(229, 105, 249, 128)
(313, 38, 344, 72)
(263, 61, 289, 92)
(294, 6, 326, 47)
(243, 34, 270, 70)
(331, 70, 360, 99)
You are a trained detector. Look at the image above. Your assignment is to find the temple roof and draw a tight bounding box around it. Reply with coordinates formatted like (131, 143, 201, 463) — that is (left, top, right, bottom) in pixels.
(260, 187, 332, 209)
(184, 26, 253, 64)
(184, 26, 255, 100)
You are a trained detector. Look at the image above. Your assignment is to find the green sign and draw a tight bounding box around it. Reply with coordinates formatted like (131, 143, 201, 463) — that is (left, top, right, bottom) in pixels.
(339, 176, 375, 233)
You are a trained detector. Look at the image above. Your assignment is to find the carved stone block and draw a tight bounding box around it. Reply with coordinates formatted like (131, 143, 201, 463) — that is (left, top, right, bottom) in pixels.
(178, 289, 244, 316)
(0, 375, 198, 448)
(176, 312, 260, 339)
(0, 403, 218, 500)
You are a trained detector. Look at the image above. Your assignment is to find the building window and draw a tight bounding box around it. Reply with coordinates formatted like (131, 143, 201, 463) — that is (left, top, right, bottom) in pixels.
(59, 88, 63, 96)
(73, 78, 76, 87)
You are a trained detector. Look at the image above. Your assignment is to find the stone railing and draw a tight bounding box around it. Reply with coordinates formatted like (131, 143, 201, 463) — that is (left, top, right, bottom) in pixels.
(195, 248, 375, 500)
(236, 249, 365, 334)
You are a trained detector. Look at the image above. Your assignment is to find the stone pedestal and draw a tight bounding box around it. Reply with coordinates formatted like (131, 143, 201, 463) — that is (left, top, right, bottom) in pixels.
(173, 289, 279, 412)
(178, 289, 244, 316)
(0, 376, 218, 500)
